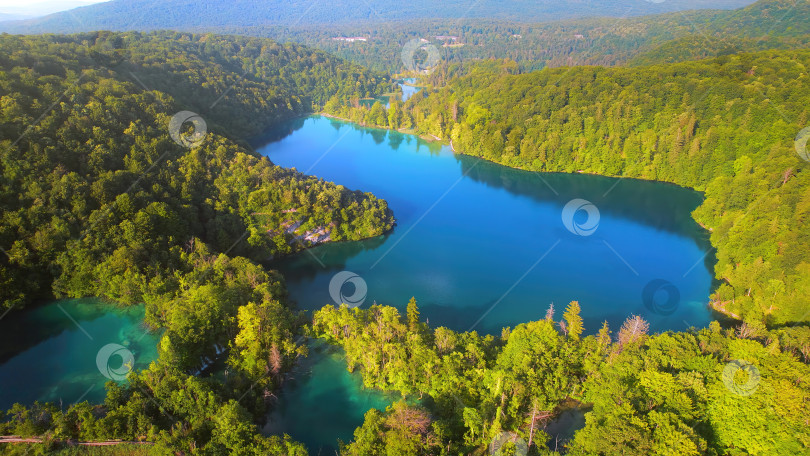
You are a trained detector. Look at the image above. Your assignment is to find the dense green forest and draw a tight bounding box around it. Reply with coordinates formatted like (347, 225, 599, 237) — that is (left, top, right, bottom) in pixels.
(0, 30, 394, 311)
(332, 48, 810, 330)
(0, 31, 393, 454)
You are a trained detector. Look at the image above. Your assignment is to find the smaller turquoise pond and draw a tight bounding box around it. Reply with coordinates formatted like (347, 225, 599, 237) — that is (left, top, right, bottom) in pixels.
(264, 341, 398, 454)
(400, 78, 421, 102)
(0, 299, 159, 410)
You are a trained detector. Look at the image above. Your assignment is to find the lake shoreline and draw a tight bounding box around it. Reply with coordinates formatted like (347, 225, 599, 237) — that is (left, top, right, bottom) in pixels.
(319, 112, 446, 144)
(318, 112, 710, 200)
(314, 114, 738, 324)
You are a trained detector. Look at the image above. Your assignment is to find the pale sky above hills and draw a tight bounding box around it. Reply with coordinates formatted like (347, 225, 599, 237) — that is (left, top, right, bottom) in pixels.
(0, 0, 108, 18)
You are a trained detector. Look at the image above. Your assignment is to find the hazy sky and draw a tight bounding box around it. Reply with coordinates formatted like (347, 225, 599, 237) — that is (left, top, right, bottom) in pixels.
(0, 0, 108, 17)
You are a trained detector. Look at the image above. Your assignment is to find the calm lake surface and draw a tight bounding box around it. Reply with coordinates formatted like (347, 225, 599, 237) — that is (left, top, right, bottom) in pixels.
(260, 115, 715, 336)
(0, 298, 158, 410)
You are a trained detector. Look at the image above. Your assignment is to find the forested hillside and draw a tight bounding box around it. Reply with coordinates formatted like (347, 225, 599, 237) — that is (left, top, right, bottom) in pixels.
(0, 31, 393, 311)
(330, 48, 810, 329)
(0, 32, 394, 453)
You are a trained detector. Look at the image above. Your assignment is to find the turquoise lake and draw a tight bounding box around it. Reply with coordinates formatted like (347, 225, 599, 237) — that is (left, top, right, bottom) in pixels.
(259, 115, 716, 336)
(0, 299, 159, 411)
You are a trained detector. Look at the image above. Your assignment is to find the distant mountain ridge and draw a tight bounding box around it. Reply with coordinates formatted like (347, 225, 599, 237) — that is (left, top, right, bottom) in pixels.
(191, 0, 808, 74)
(0, 0, 757, 34)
